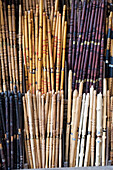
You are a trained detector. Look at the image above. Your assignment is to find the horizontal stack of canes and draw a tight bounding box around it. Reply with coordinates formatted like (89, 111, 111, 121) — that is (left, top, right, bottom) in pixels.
(1, 0, 113, 169)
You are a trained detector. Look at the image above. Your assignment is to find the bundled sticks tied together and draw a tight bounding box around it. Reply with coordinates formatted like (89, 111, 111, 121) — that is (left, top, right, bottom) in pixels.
(1, 0, 113, 169)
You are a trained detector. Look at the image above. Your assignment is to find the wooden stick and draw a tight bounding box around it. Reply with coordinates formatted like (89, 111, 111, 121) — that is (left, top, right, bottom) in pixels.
(42, 95, 45, 168)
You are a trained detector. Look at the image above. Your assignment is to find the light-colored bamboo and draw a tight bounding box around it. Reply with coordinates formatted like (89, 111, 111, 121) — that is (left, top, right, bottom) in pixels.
(84, 86, 94, 167)
(65, 70, 72, 167)
(42, 95, 45, 168)
(23, 96, 33, 168)
(96, 93, 102, 166)
(59, 91, 64, 168)
(55, 91, 60, 167)
(79, 93, 90, 167)
(52, 93, 56, 168)
(91, 90, 97, 166)
(38, 0, 43, 91)
(76, 93, 86, 167)
(102, 78, 107, 166)
(45, 92, 50, 131)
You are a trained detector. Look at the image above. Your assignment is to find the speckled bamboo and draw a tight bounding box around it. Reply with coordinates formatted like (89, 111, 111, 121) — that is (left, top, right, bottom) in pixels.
(43, 12, 47, 94)
(35, 5, 39, 91)
(46, 37, 51, 92)
(25, 11, 29, 87)
(12, 3, 19, 90)
(56, 13, 61, 91)
(60, 21, 67, 90)
(47, 19, 54, 90)
(8, 5, 16, 87)
(38, 0, 43, 91)
(28, 11, 32, 92)
(31, 10, 36, 94)
(1, 1, 9, 90)
(65, 70, 72, 167)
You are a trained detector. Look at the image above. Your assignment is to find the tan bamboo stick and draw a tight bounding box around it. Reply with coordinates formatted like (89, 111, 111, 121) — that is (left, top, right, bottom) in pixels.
(46, 92, 52, 168)
(47, 19, 54, 90)
(22, 16, 28, 92)
(45, 92, 50, 131)
(76, 93, 86, 167)
(53, 11, 59, 65)
(24, 130, 30, 167)
(8, 5, 16, 87)
(42, 95, 45, 168)
(35, 4, 39, 91)
(44, 0, 48, 17)
(91, 90, 97, 166)
(27, 91, 36, 168)
(50, 6, 54, 30)
(28, 11, 32, 92)
(1, 1, 9, 90)
(56, 13, 61, 91)
(0, 18, 6, 92)
(29, 0, 32, 10)
(12, 3, 19, 90)
(43, 12, 47, 94)
(79, 93, 90, 167)
(52, 0, 59, 49)
(52, 93, 56, 168)
(41, 68, 44, 94)
(38, 0, 43, 91)
(22, 0, 26, 14)
(84, 86, 94, 167)
(26, 0, 29, 11)
(106, 90, 110, 165)
(65, 70, 72, 166)
(59, 91, 64, 168)
(60, 21, 67, 90)
(36, 91, 39, 132)
(3, 1, 12, 91)
(55, 91, 60, 167)
(33, 94, 41, 168)
(70, 90, 78, 159)
(111, 96, 113, 164)
(38, 92, 42, 156)
(46, 37, 51, 92)
(96, 93, 102, 166)
(19, 5, 23, 93)
(23, 96, 33, 168)
(30, 9, 36, 94)
(25, 11, 29, 87)
(70, 82, 83, 167)
(49, 92, 55, 168)
(102, 78, 107, 166)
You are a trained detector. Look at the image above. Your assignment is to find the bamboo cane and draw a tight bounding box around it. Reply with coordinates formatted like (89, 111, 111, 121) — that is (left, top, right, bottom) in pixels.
(79, 93, 90, 167)
(111, 96, 113, 164)
(84, 86, 94, 167)
(96, 93, 102, 166)
(45, 92, 50, 131)
(43, 12, 47, 94)
(65, 70, 72, 167)
(38, 0, 43, 91)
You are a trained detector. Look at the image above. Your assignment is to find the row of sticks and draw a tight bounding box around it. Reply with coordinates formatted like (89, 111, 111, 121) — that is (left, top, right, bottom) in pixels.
(0, 88, 24, 170)
(22, 71, 113, 168)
